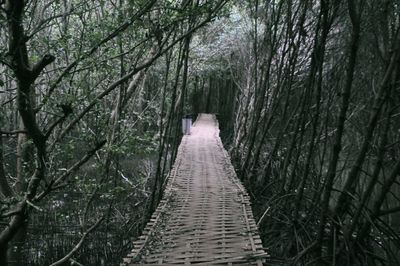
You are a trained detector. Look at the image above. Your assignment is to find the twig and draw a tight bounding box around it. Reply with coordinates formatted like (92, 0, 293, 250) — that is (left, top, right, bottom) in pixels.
(69, 258, 84, 266)
(0, 130, 27, 135)
(256, 206, 270, 227)
(26, 200, 44, 212)
(1, 95, 17, 106)
(0, 208, 23, 218)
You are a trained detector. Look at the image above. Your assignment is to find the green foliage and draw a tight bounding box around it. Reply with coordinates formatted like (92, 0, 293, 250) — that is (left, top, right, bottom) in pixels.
(126, 133, 158, 156)
(0, 0, 232, 264)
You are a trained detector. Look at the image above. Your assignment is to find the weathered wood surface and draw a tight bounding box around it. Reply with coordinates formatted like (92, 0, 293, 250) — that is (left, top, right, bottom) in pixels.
(121, 114, 267, 265)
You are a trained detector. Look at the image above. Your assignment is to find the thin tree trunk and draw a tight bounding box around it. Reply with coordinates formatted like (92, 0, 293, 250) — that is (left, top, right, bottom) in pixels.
(316, 0, 362, 259)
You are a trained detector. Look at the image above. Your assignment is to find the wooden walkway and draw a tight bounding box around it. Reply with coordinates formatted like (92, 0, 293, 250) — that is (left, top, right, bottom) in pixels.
(121, 114, 267, 265)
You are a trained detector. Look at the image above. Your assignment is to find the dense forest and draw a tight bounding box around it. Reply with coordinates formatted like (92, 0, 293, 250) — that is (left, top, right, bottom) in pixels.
(1, 0, 400, 265)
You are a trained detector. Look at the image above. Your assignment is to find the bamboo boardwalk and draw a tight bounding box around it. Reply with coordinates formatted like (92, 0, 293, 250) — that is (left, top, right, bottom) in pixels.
(121, 114, 267, 265)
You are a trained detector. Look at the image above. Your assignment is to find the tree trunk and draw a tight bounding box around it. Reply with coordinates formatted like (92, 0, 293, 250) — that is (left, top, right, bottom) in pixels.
(316, 0, 362, 259)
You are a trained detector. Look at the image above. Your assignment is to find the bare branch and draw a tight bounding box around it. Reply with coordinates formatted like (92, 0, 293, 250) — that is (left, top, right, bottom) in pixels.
(34, 140, 107, 202)
(0, 130, 27, 135)
(35, 0, 158, 112)
(49, 217, 104, 266)
(31, 54, 55, 80)
(52, 5, 225, 146)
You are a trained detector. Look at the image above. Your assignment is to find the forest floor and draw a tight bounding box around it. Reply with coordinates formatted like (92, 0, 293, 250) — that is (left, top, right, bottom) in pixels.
(121, 114, 266, 265)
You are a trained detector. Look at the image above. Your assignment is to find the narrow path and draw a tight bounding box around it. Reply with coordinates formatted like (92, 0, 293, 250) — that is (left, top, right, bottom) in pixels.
(121, 114, 267, 265)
